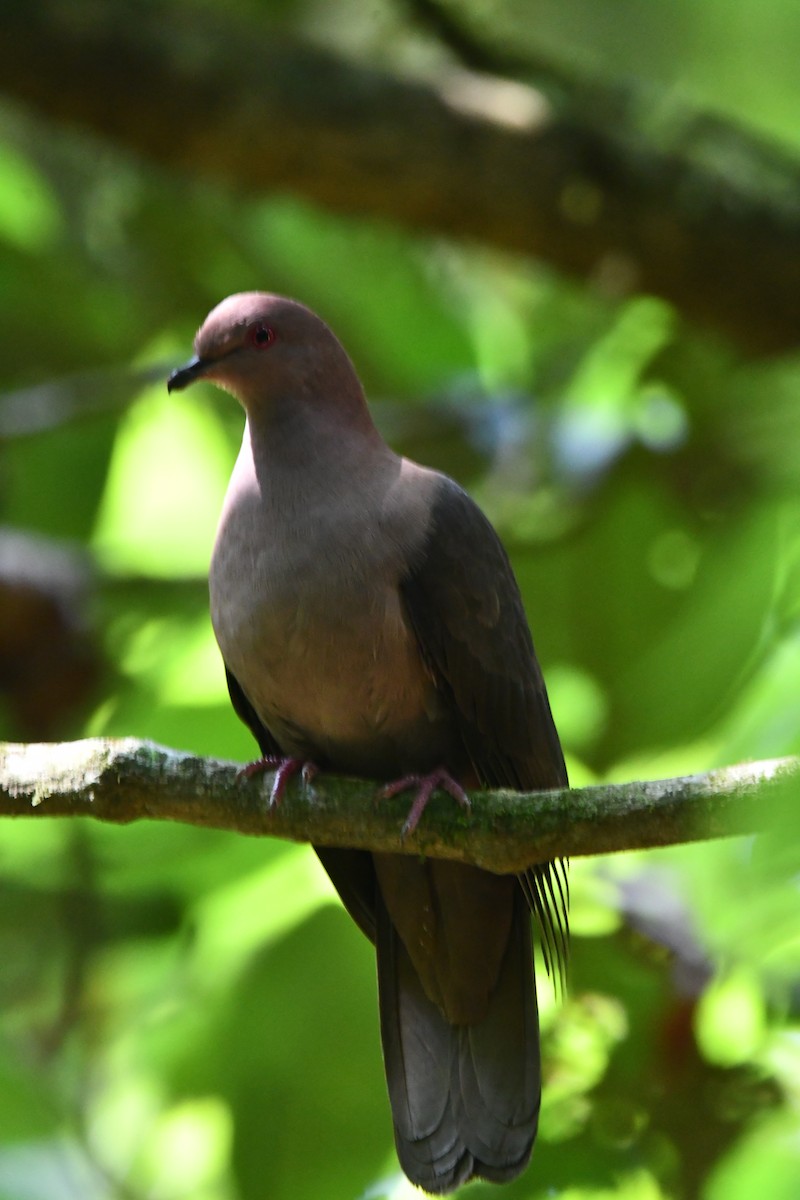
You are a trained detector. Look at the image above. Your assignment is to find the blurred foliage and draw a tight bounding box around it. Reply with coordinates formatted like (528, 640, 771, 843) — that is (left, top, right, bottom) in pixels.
(1, 1, 799, 1198)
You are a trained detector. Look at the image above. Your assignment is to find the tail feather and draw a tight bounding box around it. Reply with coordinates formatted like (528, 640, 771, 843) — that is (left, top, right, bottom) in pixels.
(376, 887, 539, 1194)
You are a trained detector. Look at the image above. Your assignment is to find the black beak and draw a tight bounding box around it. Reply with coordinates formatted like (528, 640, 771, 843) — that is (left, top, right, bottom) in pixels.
(167, 356, 209, 393)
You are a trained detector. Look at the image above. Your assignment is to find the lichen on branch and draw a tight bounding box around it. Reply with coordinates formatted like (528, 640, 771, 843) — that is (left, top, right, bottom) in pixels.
(0, 738, 795, 873)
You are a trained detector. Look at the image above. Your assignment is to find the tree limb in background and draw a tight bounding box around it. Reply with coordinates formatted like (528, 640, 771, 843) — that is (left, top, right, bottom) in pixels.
(400, 0, 558, 77)
(3, 0, 800, 355)
(0, 739, 795, 874)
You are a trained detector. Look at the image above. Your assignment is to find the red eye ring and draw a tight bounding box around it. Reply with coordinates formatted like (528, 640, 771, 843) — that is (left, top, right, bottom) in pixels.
(250, 323, 275, 349)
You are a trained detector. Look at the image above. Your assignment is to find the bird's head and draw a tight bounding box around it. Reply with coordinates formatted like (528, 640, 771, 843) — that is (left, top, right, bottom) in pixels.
(168, 293, 367, 426)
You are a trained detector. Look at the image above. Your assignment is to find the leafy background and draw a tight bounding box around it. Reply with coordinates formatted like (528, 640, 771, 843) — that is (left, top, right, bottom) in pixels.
(1, 2, 799, 1198)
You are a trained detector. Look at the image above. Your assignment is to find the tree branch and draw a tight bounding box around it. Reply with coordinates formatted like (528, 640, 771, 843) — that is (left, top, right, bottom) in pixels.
(1, 739, 795, 873)
(4, 0, 800, 354)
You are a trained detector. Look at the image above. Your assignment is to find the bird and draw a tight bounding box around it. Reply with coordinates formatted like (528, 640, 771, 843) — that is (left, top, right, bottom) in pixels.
(167, 292, 568, 1194)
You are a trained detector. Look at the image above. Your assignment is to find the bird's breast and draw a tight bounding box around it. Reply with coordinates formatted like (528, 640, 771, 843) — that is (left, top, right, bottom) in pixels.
(209, 472, 448, 776)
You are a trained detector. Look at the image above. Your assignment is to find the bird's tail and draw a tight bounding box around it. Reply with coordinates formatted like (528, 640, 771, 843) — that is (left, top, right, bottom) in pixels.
(376, 887, 540, 1194)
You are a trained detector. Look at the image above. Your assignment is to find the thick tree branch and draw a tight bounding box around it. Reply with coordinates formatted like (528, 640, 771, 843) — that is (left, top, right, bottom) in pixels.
(1, 739, 795, 873)
(4, 1, 800, 354)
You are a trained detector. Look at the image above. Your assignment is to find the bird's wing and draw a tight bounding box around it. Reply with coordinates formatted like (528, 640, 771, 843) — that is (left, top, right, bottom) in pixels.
(224, 665, 282, 758)
(398, 474, 569, 984)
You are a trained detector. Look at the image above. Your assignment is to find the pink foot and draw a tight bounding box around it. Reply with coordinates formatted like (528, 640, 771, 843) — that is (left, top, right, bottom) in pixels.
(238, 756, 318, 807)
(380, 767, 470, 836)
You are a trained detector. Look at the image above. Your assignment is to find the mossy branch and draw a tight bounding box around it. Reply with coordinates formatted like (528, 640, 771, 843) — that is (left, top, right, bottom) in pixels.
(1, 739, 795, 873)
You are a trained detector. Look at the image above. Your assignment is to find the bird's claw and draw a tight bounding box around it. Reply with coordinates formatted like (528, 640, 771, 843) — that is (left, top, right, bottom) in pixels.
(380, 768, 470, 836)
(238, 755, 318, 807)
(237, 754, 282, 781)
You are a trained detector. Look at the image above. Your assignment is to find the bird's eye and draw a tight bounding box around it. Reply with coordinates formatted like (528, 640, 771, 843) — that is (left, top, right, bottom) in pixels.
(250, 323, 275, 348)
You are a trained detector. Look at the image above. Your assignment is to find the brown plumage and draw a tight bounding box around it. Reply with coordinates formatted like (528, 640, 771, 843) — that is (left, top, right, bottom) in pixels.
(168, 293, 568, 1193)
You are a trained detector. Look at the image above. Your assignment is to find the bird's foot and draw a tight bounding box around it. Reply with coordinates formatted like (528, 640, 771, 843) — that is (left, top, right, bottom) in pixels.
(380, 767, 470, 836)
(238, 756, 318, 807)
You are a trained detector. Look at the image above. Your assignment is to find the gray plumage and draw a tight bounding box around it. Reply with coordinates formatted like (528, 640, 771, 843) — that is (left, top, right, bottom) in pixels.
(168, 293, 568, 1193)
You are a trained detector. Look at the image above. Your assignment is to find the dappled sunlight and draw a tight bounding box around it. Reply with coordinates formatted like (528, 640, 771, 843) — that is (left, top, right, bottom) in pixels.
(92, 387, 232, 576)
(117, 614, 226, 707)
(0, 135, 61, 252)
(696, 968, 767, 1067)
(190, 848, 336, 991)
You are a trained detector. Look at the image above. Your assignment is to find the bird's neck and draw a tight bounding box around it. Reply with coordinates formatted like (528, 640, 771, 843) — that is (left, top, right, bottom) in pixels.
(242, 397, 394, 505)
